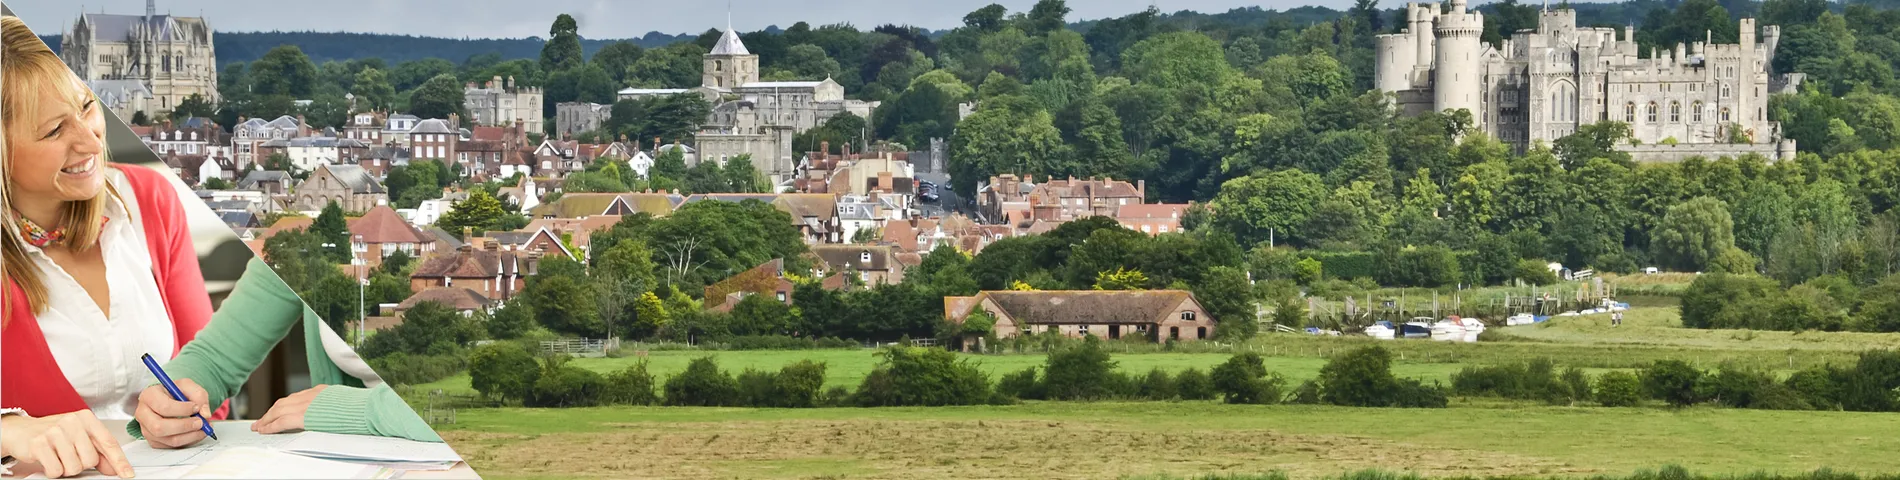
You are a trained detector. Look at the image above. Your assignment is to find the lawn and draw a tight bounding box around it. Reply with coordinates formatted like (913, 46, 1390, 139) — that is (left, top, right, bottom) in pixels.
(434, 401, 1900, 480)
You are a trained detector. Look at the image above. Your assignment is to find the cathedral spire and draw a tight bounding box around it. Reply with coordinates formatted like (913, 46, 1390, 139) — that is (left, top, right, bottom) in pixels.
(145, 0, 156, 19)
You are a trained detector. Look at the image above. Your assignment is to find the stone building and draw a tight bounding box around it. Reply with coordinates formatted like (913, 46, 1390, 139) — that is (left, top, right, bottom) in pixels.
(1376, 2, 1802, 161)
(555, 102, 612, 137)
(60, 0, 218, 118)
(464, 76, 543, 136)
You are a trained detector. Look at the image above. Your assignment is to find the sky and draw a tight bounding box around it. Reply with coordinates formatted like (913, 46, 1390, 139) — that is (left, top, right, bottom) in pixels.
(14, 0, 1361, 39)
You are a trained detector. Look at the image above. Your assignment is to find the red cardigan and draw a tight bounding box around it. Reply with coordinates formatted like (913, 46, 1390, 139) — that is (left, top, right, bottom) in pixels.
(3, 164, 219, 418)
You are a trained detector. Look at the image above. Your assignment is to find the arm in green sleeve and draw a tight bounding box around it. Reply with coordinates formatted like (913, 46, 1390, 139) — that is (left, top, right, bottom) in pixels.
(130, 257, 305, 439)
(303, 384, 444, 442)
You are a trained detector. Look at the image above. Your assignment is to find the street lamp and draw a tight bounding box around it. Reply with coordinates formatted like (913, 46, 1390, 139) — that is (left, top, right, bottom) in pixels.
(353, 234, 367, 349)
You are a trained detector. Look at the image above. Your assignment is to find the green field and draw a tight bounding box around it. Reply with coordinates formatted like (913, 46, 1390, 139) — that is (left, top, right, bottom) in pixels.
(415, 302, 1900, 480)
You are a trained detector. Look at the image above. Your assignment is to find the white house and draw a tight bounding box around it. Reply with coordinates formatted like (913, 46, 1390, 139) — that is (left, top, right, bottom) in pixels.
(626, 150, 654, 179)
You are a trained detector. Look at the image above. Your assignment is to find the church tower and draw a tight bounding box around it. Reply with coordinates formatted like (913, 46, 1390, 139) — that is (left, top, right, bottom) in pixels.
(702, 18, 758, 90)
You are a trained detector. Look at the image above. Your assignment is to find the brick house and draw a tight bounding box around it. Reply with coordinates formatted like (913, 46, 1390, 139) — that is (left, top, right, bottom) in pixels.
(943, 290, 1217, 348)
(809, 244, 904, 285)
(703, 258, 848, 313)
(476, 227, 576, 262)
(347, 205, 436, 269)
(979, 174, 1146, 224)
(292, 164, 387, 212)
(409, 243, 539, 301)
(1115, 203, 1192, 236)
(396, 287, 496, 317)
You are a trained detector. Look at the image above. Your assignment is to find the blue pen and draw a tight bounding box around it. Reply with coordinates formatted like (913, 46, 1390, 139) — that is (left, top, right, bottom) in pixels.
(139, 354, 218, 441)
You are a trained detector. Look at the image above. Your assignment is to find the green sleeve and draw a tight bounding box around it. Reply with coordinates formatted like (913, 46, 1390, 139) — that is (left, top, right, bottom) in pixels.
(304, 385, 444, 443)
(131, 256, 305, 439)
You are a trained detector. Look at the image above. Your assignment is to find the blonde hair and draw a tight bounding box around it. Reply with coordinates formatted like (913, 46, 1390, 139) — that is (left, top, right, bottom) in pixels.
(2, 15, 116, 316)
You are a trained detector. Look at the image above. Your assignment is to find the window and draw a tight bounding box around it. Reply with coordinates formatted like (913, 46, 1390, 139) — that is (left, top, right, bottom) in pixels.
(1693, 101, 1704, 122)
(1169, 327, 1180, 340)
(776, 292, 787, 302)
(1647, 102, 1658, 123)
(1624, 103, 1636, 122)
(1670, 101, 1681, 122)
(1721, 107, 1731, 122)
(1181, 311, 1197, 321)
(1197, 327, 1207, 339)
(860, 251, 872, 264)
(1721, 83, 1732, 98)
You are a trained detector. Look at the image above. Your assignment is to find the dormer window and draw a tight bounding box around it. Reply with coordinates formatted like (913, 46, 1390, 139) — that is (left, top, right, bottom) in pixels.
(859, 251, 872, 264)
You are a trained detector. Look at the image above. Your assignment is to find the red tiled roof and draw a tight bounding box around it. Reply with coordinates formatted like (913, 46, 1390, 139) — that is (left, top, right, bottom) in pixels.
(1116, 203, 1190, 220)
(398, 287, 494, 311)
(471, 126, 510, 142)
(349, 206, 430, 244)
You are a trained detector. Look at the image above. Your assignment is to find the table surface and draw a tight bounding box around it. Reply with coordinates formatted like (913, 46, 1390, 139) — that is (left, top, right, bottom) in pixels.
(3, 420, 481, 479)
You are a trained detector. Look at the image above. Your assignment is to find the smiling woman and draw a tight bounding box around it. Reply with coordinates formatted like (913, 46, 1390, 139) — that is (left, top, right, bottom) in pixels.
(0, 14, 216, 478)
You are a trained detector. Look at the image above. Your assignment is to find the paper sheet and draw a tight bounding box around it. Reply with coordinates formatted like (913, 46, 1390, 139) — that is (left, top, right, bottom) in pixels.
(173, 447, 393, 479)
(279, 433, 463, 463)
(120, 424, 301, 467)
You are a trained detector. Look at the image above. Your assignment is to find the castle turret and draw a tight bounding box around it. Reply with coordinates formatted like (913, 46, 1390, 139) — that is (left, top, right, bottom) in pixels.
(1433, 0, 1485, 128)
(1375, 4, 1421, 94)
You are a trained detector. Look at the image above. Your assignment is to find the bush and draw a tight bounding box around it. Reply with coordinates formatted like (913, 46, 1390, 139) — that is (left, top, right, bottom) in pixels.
(1138, 368, 1177, 401)
(1841, 350, 1900, 412)
(997, 367, 1045, 400)
(1679, 273, 1779, 329)
(819, 386, 853, 407)
(1212, 352, 1284, 404)
(1449, 359, 1579, 405)
(1318, 346, 1449, 408)
(1642, 360, 1704, 407)
(1784, 366, 1844, 411)
(663, 356, 743, 406)
(1304, 251, 1378, 280)
(528, 357, 607, 408)
(1513, 259, 1559, 286)
(601, 362, 659, 406)
(1378, 245, 1461, 288)
(853, 347, 993, 407)
(1043, 337, 1118, 401)
(467, 343, 539, 401)
(1175, 368, 1216, 400)
(366, 352, 467, 386)
(771, 360, 828, 408)
(724, 335, 861, 350)
(1288, 380, 1322, 404)
(1594, 371, 1644, 407)
(1702, 365, 1776, 408)
(736, 369, 780, 407)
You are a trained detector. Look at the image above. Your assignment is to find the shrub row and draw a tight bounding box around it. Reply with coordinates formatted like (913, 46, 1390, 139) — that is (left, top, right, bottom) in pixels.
(1000, 339, 1447, 408)
(366, 352, 467, 386)
(1449, 350, 1900, 411)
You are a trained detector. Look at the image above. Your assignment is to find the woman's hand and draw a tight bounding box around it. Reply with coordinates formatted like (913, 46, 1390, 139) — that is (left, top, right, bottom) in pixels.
(134, 378, 214, 449)
(0, 410, 135, 478)
(253, 385, 329, 435)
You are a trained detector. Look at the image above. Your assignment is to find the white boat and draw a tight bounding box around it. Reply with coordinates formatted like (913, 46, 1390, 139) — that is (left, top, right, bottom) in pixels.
(1364, 321, 1396, 340)
(1430, 320, 1464, 340)
(1505, 313, 1536, 326)
(1456, 317, 1485, 342)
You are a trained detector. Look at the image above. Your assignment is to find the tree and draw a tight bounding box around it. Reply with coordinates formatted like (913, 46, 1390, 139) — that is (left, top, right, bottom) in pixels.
(521, 258, 604, 337)
(781, 45, 843, 81)
(468, 342, 540, 401)
(1553, 121, 1634, 168)
(1027, 0, 1072, 35)
(591, 41, 645, 84)
(351, 68, 397, 113)
(1210, 169, 1328, 247)
(486, 301, 535, 339)
(1654, 197, 1738, 272)
(541, 14, 585, 73)
(310, 202, 352, 264)
(948, 96, 1065, 196)
(170, 94, 217, 121)
(1642, 360, 1704, 407)
(1212, 352, 1282, 404)
(409, 74, 468, 120)
(630, 291, 671, 339)
(1196, 266, 1257, 341)
(1042, 337, 1116, 400)
(437, 190, 508, 238)
(249, 45, 320, 97)
(964, 4, 1009, 32)
(729, 294, 794, 337)
(1091, 268, 1148, 290)
(360, 301, 483, 358)
(129, 111, 151, 126)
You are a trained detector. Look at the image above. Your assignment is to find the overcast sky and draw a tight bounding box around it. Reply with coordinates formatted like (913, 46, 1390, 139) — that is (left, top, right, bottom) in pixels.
(16, 0, 1362, 39)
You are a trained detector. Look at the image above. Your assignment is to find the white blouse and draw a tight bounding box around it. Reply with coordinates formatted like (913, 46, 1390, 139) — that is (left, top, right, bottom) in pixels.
(25, 168, 176, 420)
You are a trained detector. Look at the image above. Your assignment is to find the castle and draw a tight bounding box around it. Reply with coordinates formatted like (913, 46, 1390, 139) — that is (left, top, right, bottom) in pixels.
(617, 23, 878, 187)
(1375, 0, 1804, 161)
(60, 0, 219, 120)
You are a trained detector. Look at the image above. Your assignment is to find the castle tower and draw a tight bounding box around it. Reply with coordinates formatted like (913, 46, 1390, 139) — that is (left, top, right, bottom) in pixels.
(1375, 4, 1423, 94)
(1434, 0, 1485, 128)
(702, 17, 759, 90)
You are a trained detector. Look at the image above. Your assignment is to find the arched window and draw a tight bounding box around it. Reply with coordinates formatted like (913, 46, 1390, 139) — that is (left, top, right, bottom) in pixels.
(1721, 83, 1732, 98)
(1721, 107, 1731, 122)
(1693, 101, 1704, 122)
(1647, 102, 1658, 123)
(1624, 102, 1636, 123)
(1670, 101, 1681, 123)
(715, 60, 724, 72)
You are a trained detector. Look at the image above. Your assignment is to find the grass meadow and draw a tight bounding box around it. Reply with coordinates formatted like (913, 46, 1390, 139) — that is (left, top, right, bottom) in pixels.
(414, 288, 1900, 480)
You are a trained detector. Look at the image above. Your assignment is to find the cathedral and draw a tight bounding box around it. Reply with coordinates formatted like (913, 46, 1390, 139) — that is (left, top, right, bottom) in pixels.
(60, 0, 219, 120)
(1376, 1, 1804, 161)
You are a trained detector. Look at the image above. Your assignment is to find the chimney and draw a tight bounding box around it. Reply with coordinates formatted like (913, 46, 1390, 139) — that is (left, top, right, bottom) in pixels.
(448, 113, 460, 129)
(821, 141, 830, 158)
(654, 137, 661, 149)
(485, 241, 500, 252)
